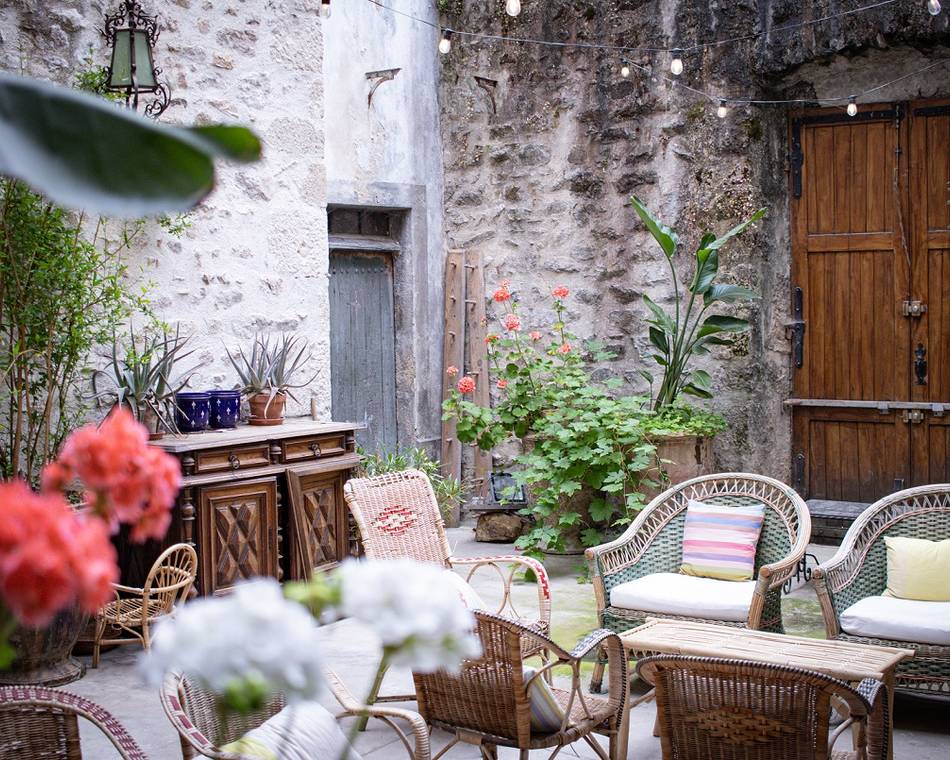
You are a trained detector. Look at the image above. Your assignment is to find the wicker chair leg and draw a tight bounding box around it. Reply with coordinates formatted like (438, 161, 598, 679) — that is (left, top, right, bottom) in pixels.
(480, 743, 498, 760)
(92, 615, 106, 669)
(590, 649, 607, 694)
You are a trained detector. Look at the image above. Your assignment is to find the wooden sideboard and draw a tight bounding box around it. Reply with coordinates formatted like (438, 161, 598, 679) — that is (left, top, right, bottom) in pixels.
(116, 419, 362, 596)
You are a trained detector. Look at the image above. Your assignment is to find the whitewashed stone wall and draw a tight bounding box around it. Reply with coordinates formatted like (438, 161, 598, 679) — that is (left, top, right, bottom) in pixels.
(0, 0, 331, 418)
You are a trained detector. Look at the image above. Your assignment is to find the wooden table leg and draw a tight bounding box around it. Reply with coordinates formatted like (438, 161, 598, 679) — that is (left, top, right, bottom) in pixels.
(884, 669, 896, 760)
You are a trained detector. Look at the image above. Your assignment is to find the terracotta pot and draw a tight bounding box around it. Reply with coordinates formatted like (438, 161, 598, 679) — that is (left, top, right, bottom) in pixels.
(141, 405, 165, 440)
(248, 391, 286, 426)
(0, 606, 87, 687)
(643, 433, 715, 501)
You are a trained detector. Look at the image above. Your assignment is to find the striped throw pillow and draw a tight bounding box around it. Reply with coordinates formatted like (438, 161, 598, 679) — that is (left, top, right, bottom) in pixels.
(522, 666, 563, 733)
(680, 499, 765, 581)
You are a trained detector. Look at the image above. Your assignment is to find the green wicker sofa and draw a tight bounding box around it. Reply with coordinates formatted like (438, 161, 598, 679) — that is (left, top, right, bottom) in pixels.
(585, 473, 811, 693)
(813, 483, 950, 697)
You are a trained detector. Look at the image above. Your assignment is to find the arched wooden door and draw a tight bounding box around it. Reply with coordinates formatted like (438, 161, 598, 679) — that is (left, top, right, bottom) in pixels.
(790, 99, 950, 502)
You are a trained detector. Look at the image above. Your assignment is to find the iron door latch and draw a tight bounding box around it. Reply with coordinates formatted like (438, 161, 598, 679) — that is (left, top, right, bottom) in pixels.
(902, 300, 927, 317)
(785, 287, 806, 368)
(902, 409, 925, 424)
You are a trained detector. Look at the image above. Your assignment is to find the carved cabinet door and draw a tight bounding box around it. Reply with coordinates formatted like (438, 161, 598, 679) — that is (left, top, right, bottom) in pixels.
(198, 477, 279, 595)
(287, 471, 349, 578)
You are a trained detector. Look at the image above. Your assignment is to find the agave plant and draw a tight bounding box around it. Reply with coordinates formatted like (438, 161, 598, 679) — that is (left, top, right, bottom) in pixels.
(632, 196, 765, 410)
(92, 324, 197, 434)
(226, 333, 317, 413)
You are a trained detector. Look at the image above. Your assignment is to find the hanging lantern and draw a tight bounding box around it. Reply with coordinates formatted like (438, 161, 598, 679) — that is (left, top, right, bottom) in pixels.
(102, 1, 170, 118)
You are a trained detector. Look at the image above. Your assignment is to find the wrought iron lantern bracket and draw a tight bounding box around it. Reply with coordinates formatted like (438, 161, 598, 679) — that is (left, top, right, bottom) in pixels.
(101, 0, 171, 118)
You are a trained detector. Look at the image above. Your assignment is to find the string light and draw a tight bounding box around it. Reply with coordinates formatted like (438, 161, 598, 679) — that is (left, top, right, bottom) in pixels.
(847, 97, 858, 116)
(928, 0, 942, 14)
(620, 59, 631, 78)
(670, 49, 684, 76)
(439, 29, 453, 54)
(505, 0, 522, 17)
(320, 0, 331, 18)
(717, 99, 729, 118)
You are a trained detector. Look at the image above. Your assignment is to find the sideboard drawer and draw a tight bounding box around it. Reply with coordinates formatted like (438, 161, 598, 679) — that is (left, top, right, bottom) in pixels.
(194, 444, 271, 474)
(282, 433, 347, 463)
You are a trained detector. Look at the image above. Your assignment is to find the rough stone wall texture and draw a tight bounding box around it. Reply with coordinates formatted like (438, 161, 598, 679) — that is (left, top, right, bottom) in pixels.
(0, 0, 330, 418)
(438, 0, 950, 480)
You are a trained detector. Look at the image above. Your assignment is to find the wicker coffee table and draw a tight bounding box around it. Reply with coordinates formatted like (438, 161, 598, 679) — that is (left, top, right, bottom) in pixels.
(620, 618, 914, 760)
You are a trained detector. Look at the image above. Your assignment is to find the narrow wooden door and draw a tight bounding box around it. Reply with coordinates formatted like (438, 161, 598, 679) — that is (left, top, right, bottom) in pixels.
(791, 101, 950, 501)
(329, 251, 397, 452)
(287, 469, 348, 578)
(197, 477, 279, 595)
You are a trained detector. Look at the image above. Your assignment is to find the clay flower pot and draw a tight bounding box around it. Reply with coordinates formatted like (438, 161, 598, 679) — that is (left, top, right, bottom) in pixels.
(248, 391, 286, 426)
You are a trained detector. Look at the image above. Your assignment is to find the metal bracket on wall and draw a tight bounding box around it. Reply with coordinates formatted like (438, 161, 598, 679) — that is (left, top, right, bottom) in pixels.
(474, 76, 498, 115)
(365, 68, 400, 108)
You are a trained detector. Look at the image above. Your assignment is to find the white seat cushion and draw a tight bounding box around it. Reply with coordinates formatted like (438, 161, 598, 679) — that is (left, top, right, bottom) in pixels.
(609, 572, 755, 623)
(840, 595, 950, 646)
(221, 702, 360, 760)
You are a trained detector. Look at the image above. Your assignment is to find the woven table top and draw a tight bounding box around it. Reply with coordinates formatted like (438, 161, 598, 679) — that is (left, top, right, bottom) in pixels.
(621, 618, 914, 682)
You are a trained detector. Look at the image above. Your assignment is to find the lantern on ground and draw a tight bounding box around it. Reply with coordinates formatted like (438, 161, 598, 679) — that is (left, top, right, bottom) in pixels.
(102, 0, 170, 118)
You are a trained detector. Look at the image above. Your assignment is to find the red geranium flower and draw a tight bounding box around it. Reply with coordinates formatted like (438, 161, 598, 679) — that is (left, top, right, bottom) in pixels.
(457, 376, 476, 394)
(530, 331, 542, 341)
(497, 379, 508, 389)
(484, 334, 499, 345)
(503, 313, 521, 331)
(552, 285, 569, 299)
(492, 286, 511, 302)
(557, 343, 572, 355)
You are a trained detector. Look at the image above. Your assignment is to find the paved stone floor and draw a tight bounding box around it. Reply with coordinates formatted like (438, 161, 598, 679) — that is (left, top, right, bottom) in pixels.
(67, 527, 950, 759)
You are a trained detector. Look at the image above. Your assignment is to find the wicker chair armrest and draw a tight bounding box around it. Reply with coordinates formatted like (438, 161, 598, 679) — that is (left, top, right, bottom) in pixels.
(568, 628, 616, 661)
(449, 555, 551, 624)
(112, 583, 146, 595)
(326, 668, 430, 760)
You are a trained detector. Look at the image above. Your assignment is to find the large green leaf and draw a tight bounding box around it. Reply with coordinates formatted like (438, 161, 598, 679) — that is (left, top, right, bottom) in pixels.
(697, 314, 749, 337)
(648, 325, 670, 354)
(703, 283, 758, 306)
(682, 383, 714, 398)
(631, 195, 679, 258)
(0, 73, 261, 216)
(642, 293, 675, 333)
(692, 248, 719, 294)
(698, 208, 766, 254)
(689, 369, 712, 389)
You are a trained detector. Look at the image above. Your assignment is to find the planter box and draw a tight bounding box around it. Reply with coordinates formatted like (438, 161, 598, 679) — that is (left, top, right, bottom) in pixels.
(644, 433, 715, 501)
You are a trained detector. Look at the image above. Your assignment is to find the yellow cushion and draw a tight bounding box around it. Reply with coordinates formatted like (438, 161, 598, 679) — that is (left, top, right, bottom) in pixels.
(884, 536, 950, 601)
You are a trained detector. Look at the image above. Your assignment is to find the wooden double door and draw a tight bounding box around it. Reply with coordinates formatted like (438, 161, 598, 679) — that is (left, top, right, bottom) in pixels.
(791, 99, 950, 502)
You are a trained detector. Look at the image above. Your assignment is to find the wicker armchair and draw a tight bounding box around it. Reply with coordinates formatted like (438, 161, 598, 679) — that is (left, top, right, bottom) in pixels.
(813, 484, 950, 697)
(343, 469, 553, 692)
(91, 542, 197, 667)
(586, 473, 810, 692)
(160, 669, 430, 760)
(0, 685, 149, 759)
(413, 610, 628, 760)
(638, 655, 888, 760)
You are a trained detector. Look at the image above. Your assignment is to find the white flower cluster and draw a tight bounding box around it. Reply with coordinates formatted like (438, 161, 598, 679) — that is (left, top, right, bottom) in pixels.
(336, 558, 482, 673)
(142, 578, 325, 703)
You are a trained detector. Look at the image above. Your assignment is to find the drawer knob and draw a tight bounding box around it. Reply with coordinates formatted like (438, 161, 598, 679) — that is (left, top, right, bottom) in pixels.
(228, 453, 241, 470)
(309, 441, 323, 457)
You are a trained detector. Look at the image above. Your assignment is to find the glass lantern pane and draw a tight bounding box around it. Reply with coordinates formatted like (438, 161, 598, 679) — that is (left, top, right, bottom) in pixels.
(108, 29, 132, 88)
(133, 29, 157, 89)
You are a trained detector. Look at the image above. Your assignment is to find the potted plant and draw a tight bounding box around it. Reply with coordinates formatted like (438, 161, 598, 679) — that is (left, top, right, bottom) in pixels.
(92, 324, 196, 439)
(631, 196, 764, 486)
(444, 284, 657, 556)
(227, 333, 316, 426)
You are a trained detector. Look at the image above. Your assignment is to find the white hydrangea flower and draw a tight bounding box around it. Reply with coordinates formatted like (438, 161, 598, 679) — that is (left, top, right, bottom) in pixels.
(141, 577, 324, 703)
(336, 558, 482, 673)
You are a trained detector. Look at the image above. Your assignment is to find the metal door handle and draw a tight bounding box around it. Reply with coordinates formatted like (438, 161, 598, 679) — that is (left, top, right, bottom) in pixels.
(915, 343, 928, 385)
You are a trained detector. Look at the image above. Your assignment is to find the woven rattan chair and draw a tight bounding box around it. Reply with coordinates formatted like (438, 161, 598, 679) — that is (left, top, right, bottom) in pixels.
(814, 484, 950, 697)
(638, 655, 888, 760)
(413, 610, 628, 760)
(92, 542, 197, 668)
(160, 669, 430, 760)
(585, 473, 811, 692)
(343, 469, 553, 699)
(0, 685, 149, 759)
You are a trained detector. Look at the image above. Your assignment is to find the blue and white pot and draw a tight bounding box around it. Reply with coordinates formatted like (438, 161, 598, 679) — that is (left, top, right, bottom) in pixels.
(175, 392, 211, 433)
(209, 390, 242, 429)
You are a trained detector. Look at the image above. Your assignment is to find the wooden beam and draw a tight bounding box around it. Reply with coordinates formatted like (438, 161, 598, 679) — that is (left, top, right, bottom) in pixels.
(464, 249, 491, 499)
(440, 250, 465, 498)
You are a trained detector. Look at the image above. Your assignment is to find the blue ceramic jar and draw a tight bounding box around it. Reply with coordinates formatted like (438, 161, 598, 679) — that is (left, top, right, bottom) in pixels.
(175, 392, 211, 432)
(209, 389, 242, 429)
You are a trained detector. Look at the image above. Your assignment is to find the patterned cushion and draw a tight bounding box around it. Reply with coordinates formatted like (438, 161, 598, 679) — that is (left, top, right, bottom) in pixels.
(522, 666, 563, 733)
(221, 702, 359, 760)
(441, 570, 486, 610)
(680, 499, 765, 581)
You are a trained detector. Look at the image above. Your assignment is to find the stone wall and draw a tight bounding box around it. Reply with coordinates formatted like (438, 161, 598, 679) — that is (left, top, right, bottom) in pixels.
(0, 0, 331, 418)
(438, 0, 950, 480)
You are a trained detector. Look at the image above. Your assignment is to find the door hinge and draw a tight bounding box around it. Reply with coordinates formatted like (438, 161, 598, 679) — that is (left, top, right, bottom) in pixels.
(792, 451, 806, 492)
(901, 300, 927, 317)
(902, 409, 925, 424)
(785, 287, 806, 368)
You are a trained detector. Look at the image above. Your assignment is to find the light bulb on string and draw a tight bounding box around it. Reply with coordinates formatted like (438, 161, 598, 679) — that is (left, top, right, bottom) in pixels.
(928, 0, 942, 15)
(670, 49, 684, 76)
(717, 100, 728, 119)
(319, 0, 331, 18)
(620, 59, 631, 78)
(847, 97, 858, 117)
(439, 30, 453, 55)
(506, 0, 522, 17)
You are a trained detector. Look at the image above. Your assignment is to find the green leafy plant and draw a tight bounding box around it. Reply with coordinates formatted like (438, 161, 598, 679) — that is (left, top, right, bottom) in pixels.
(227, 333, 317, 412)
(632, 196, 765, 410)
(358, 446, 467, 523)
(91, 324, 197, 435)
(640, 404, 727, 438)
(443, 283, 658, 555)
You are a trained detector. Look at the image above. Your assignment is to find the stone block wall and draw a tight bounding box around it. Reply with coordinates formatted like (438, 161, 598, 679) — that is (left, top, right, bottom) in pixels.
(437, 0, 950, 479)
(0, 0, 331, 418)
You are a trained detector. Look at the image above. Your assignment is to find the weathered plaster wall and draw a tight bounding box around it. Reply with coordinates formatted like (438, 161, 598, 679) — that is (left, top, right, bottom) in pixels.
(0, 0, 330, 418)
(438, 0, 950, 480)
(323, 0, 446, 450)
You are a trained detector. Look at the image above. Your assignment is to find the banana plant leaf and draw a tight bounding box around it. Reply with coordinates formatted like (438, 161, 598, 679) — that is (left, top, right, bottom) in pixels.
(0, 72, 261, 216)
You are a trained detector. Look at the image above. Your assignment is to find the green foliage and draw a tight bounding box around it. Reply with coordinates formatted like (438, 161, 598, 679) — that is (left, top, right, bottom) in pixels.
(357, 446, 467, 523)
(0, 180, 154, 480)
(226, 333, 317, 410)
(639, 404, 727, 438)
(632, 196, 765, 410)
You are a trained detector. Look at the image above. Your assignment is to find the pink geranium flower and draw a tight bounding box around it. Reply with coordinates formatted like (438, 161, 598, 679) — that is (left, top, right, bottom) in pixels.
(492, 286, 511, 302)
(503, 313, 521, 331)
(557, 343, 572, 355)
(552, 285, 569, 299)
(446, 365, 459, 377)
(529, 331, 542, 341)
(497, 379, 508, 389)
(457, 377, 476, 394)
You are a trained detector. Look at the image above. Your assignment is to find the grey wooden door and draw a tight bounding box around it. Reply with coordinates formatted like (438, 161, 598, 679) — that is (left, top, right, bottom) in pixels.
(329, 251, 397, 452)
